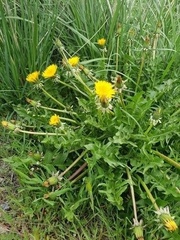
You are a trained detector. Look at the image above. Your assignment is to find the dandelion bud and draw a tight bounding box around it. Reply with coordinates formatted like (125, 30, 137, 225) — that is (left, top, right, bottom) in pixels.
(26, 98, 41, 107)
(100, 98, 109, 109)
(1, 120, 16, 130)
(115, 75, 123, 88)
(32, 153, 42, 161)
(159, 213, 178, 232)
(150, 108, 162, 126)
(144, 35, 150, 48)
(116, 23, 122, 35)
(128, 28, 136, 38)
(42, 181, 50, 188)
(133, 226, 144, 240)
(47, 176, 58, 186)
(79, 65, 90, 75)
(155, 206, 178, 232)
(153, 108, 162, 120)
(132, 219, 144, 240)
(44, 192, 56, 200)
(55, 38, 64, 50)
(1, 121, 8, 128)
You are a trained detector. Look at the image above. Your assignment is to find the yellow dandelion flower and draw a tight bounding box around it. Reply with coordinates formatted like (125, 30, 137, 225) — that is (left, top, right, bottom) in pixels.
(49, 114, 60, 126)
(67, 56, 80, 67)
(155, 206, 178, 232)
(95, 81, 115, 102)
(97, 38, 106, 46)
(26, 71, 40, 83)
(1, 120, 8, 127)
(42, 64, 58, 79)
(1, 120, 16, 130)
(164, 219, 178, 232)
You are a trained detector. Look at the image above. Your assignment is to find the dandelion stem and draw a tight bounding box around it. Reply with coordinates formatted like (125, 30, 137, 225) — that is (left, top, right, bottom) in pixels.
(115, 34, 120, 72)
(144, 123, 153, 135)
(56, 40, 92, 96)
(60, 117, 77, 124)
(39, 105, 77, 116)
(153, 150, 180, 170)
(59, 149, 88, 178)
(152, 24, 161, 60)
(71, 170, 88, 185)
(119, 92, 125, 108)
(72, 73, 93, 96)
(55, 79, 88, 97)
(79, 65, 97, 82)
(41, 87, 66, 109)
(68, 162, 87, 181)
(15, 128, 64, 136)
(126, 167, 138, 221)
(138, 177, 159, 211)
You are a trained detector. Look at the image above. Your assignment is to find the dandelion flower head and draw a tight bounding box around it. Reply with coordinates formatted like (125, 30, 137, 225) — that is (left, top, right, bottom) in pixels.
(95, 81, 115, 102)
(1, 121, 8, 127)
(164, 219, 178, 232)
(98, 38, 106, 46)
(42, 64, 58, 79)
(67, 56, 80, 67)
(49, 114, 60, 126)
(26, 71, 40, 83)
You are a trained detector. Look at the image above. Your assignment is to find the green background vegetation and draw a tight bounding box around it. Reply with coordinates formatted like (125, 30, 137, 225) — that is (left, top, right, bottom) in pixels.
(0, 0, 179, 239)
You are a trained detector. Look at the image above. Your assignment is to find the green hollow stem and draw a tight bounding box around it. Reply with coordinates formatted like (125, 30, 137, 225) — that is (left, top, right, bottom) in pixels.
(71, 70, 93, 96)
(39, 105, 77, 116)
(119, 92, 125, 109)
(68, 162, 87, 181)
(126, 167, 138, 221)
(59, 149, 88, 178)
(138, 177, 159, 211)
(153, 150, 180, 170)
(55, 79, 88, 97)
(115, 35, 120, 72)
(56, 41, 92, 96)
(152, 26, 160, 61)
(15, 128, 64, 136)
(144, 123, 153, 135)
(59, 117, 77, 124)
(71, 170, 88, 185)
(80, 65, 97, 82)
(41, 87, 66, 109)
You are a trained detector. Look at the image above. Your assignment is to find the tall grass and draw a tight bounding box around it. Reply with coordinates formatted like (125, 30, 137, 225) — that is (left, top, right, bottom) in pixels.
(0, 0, 65, 111)
(56, 0, 180, 89)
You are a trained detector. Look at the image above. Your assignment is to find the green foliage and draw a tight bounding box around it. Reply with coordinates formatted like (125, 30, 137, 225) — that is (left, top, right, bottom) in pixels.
(1, 0, 180, 239)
